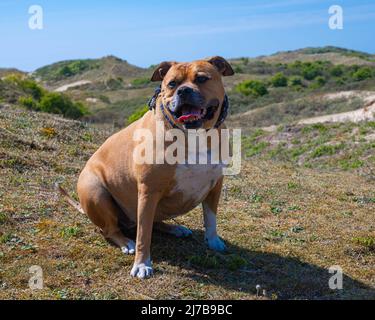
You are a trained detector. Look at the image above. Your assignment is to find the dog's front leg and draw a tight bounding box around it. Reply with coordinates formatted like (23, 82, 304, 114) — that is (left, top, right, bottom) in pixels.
(202, 177, 226, 252)
(130, 185, 160, 279)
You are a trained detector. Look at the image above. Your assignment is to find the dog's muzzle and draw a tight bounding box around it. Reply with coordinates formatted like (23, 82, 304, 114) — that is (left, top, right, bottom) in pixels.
(169, 87, 219, 129)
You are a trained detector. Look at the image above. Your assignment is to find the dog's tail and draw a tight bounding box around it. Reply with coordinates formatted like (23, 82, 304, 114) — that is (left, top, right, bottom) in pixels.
(55, 183, 85, 214)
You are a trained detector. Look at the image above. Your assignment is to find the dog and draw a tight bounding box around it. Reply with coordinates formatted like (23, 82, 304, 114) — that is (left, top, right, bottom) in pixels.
(59, 56, 234, 279)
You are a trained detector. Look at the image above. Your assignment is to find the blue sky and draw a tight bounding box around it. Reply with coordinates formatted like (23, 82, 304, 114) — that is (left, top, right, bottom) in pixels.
(0, 0, 374, 71)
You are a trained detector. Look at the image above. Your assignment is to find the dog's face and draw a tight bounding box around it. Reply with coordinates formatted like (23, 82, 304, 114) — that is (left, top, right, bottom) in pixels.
(151, 57, 234, 130)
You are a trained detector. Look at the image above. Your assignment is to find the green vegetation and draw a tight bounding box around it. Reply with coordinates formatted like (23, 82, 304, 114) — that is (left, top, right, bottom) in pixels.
(127, 105, 149, 124)
(0, 74, 88, 119)
(271, 72, 288, 87)
(231, 95, 364, 128)
(131, 77, 151, 87)
(242, 121, 375, 171)
(34, 59, 99, 81)
(58, 61, 92, 78)
(301, 62, 323, 80)
(235, 80, 268, 97)
(33, 56, 145, 84)
(352, 237, 375, 251)
(352, 67, 373, 81)
(39, 92, 88, 119)
(232, 60, 374, 96)
(311, 143, 344, 158)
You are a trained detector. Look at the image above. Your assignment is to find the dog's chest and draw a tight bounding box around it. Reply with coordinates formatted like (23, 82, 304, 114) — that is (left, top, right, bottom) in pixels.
(169, 163, 223, 204)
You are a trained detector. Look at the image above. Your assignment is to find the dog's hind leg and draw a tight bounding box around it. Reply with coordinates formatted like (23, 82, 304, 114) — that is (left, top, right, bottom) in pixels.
(77, 171, 136, 255)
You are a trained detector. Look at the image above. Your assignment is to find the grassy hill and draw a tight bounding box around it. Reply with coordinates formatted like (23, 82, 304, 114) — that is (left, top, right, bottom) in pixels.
(30, 56, 153, 125)
(33, 55, 147, 85)
(1, 104, 374, 299)
(246, 46, 375, 66)
(0, 68, 25, 78)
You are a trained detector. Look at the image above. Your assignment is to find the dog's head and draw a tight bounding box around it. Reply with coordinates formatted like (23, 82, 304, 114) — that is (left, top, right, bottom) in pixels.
(151, 57, 234, 130)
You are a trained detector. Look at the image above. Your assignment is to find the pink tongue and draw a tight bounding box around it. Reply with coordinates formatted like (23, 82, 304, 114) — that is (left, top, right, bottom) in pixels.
(177, 109, 201, 123)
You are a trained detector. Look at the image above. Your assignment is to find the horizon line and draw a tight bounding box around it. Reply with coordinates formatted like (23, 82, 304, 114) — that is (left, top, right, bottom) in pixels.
(1, 45, 374, 73)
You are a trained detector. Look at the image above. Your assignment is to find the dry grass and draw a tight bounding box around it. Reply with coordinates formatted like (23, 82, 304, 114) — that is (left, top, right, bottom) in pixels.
(1, 105, 374, 300)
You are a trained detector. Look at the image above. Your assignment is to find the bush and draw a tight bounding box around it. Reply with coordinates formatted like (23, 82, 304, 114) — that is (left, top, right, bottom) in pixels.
(19, 79, 44, 100)
(18, 96, 39, 110)
(352, 67, 373, 81)
(310, 76, 326, 89)
(58, 65, 74, 77)
(330, 65, 344, 77)
(127, 105, 149, 124)
(289, 76, 303, 87)
(302, 63, 323, 80)
(131, 77, 151, 87)
(235, 80, 268, 97)
(39, 92, 88, 119)
(4, 74, 44, 100)
(271, 72, 288, 87)
(58, 61, 90, 78)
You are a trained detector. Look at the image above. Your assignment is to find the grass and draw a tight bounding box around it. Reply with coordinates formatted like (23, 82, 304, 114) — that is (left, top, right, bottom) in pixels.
(0, 104, 375, 299)
(229, 95, 366, 128)
(239, 121, 375, 173)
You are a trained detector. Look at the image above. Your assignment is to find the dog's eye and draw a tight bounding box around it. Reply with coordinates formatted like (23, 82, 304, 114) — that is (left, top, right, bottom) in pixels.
(196, 76, 209, 84)
(168, 81, 177, 89)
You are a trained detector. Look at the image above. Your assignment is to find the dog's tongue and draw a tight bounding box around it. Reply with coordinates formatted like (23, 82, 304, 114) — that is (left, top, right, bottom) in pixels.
(177, 106, 201, 123)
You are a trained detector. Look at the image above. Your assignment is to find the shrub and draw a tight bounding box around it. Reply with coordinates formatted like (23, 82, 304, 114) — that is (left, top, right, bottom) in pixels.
(58, 61, 90, 78)
(352, 67, 373, 81)
(127, 105, 149, 124)
(271, 72, 288, 87)
(131, 77, 151, 87)
(4, 74, 44, 100)
(302, 63, 323, 80)
(235, 80, 268, 97)
(58, 65, 74, 77)
(289, 76, 303, 87)
(310, 76, 326, 89)
(18, 96, 39, 110)
(39, 92, 88, 119)
(330, 65, 344, 77)
(19, 79, 44, 100)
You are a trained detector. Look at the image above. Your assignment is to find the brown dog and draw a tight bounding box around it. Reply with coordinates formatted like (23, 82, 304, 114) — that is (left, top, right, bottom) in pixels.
(60, 57, 234, 279)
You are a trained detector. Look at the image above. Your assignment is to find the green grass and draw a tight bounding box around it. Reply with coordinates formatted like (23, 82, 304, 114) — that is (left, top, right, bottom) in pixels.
(241, 121, 375, 172)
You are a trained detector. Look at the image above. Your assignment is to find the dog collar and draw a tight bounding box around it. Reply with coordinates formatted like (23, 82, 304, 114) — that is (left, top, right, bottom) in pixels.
(148, 86, 230, 129)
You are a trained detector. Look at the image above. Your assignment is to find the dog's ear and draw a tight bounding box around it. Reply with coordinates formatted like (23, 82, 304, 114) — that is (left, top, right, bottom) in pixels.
(151, 61, 176, 82)
(206, 56, 234, 76)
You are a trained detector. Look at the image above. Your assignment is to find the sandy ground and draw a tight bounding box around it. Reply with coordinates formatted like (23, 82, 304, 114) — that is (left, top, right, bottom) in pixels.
(54, 80, 92, 92)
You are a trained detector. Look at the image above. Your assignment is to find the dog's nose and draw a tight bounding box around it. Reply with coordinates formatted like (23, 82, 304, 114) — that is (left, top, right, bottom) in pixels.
(177, 86, 194, 97)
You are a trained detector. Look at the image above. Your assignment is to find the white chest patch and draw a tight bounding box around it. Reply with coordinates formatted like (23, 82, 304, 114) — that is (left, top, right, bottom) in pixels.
(171, 163, 224, 203)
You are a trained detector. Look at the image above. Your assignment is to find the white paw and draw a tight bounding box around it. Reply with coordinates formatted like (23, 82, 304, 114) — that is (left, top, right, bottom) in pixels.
(170, 225, 193, 238)
(121, 240, 136, 255)
(206, 236, 226, 252)
(130, 260, 153, 279)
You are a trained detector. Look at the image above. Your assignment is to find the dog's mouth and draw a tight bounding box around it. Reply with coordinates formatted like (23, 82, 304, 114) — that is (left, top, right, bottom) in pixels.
(173, 103, 219, 129)
(176, 105, 205, 123)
